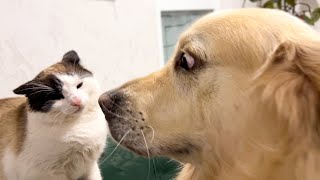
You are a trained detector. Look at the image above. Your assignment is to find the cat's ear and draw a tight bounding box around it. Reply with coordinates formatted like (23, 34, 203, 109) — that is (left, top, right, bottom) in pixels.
(62, 50, 80, 64)
(13, 80, 47, 96)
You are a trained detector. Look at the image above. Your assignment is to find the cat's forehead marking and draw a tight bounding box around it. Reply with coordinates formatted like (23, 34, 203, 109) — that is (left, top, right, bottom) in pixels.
(56, 74, 81, 85)
(34, 61, 92, 81)
(36, 63, 67, 79)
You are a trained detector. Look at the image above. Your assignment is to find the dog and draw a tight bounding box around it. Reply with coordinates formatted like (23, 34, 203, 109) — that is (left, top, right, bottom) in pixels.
(99, 8, 320, 180)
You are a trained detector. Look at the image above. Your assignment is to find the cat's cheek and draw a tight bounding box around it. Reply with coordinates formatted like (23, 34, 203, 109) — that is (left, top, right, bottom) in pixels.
(83, 77, 100, 95)
(55, 102, 79, 115)
(51, 100, 66, 112)
(76, 91, 89, 106)
(83, 94, 90, 105)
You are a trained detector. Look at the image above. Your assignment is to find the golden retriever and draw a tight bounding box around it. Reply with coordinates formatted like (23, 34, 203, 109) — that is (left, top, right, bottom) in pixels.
(99, 8, 320, 180)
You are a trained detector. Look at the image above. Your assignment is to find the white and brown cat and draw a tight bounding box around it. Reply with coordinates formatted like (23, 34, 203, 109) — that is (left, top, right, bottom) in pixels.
(0, 51, 108, 180)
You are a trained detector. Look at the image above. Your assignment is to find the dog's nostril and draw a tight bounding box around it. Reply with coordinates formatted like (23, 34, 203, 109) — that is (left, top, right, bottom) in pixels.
(98, 91, 125, 117)
(98, 94, 114, 113)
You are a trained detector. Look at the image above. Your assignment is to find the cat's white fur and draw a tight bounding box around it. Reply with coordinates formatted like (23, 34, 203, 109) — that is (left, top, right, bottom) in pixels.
(53, 74, 92, 115)
(2, 75, 108, 180)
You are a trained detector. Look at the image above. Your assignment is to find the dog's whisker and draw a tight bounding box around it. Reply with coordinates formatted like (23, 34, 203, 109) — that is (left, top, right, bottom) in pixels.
(141, 130, 151, 180)
(101, 103, 131, 120)
(99, 130, 131, 165)
(146, 125, 155, 143)
(113, 102, 141, 122)
(152, 158, 157, 180)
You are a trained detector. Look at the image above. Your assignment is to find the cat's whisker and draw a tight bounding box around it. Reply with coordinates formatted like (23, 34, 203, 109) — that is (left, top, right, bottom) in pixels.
(18, 86, 52, 91)
(29, 110, 64, 137)
(141, 130, 151, 180)
(25, 83, 53, 90)
(19, 88, 53, 95)
(99, 130, 131, 165)
(45, 92, 54, 99)
(51, 111, 64, 127)
(28, 89, 53, 97)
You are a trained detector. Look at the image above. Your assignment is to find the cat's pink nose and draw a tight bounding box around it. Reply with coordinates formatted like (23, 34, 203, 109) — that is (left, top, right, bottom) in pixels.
(70, 96, 82, 107)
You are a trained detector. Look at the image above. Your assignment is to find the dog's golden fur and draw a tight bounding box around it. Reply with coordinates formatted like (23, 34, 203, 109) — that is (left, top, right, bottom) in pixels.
(100, 8, 320, 180)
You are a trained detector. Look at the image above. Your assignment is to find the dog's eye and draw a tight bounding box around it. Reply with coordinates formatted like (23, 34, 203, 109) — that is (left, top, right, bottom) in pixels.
(180, 53, 195, 70)
(77, 82, 83, 89)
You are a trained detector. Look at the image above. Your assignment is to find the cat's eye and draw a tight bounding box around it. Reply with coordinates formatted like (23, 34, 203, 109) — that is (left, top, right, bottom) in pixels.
(179, 53, 195, 70)
(77, 82, 83, 89)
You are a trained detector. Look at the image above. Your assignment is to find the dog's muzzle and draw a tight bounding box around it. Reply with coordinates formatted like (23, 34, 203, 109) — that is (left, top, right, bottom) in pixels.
(98, 91, 126, 122)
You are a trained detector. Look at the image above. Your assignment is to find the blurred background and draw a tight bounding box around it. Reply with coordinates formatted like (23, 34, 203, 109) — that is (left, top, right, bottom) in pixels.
(0, 0, 319, 179)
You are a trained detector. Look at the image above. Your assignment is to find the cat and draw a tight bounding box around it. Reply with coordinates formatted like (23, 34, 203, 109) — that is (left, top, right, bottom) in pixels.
(0, 51, 108, 180)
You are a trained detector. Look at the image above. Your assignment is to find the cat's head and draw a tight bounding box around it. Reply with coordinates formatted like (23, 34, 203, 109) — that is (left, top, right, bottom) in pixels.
(14, 50, 99, 115)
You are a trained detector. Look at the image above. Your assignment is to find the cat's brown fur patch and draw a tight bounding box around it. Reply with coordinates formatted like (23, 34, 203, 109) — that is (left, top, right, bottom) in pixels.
(0, 97, 27, 178)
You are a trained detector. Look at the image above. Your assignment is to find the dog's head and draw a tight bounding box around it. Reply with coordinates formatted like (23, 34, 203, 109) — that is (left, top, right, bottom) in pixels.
(99, 8, 320, 171)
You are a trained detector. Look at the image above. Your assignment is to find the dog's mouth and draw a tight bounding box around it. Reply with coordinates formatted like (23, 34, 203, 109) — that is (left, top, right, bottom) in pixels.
(98, 91, 156, 156)
(105, 116, 158, 157)
(107, 123, 197, 158)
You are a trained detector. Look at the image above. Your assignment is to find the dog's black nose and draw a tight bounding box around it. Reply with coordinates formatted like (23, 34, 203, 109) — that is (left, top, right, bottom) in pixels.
(98, 93, 113, 114)
(98, 91, 125, 121)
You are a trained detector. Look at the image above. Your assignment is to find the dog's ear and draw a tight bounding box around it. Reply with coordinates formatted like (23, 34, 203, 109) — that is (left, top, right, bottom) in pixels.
(254, 40, 320, 142)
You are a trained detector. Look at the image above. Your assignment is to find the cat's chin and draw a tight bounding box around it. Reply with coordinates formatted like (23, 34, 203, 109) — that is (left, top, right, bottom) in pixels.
(60, 106, 85, 116)
(73, 106, 84, 114)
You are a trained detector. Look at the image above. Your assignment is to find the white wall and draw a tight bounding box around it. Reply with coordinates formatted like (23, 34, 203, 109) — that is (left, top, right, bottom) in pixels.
(158, 0, 256, 11)
(0, 0, 160, 98)
(219, 0, 256, 9)
(158, 0, 219, 11)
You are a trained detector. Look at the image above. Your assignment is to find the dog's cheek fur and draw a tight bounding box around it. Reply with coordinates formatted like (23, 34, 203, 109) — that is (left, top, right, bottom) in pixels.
(254, 40, 320, 144)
